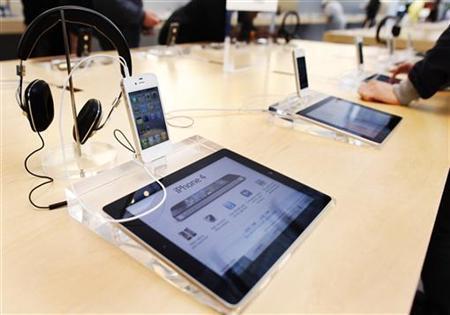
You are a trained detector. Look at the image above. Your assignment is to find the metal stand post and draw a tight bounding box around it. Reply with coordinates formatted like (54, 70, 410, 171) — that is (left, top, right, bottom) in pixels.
(223, 10, 234, 72)
(60, 9, 82, 157)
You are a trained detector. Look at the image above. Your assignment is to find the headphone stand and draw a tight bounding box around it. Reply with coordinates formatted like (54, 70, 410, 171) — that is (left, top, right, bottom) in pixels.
(17, 6, 131, 180)
(42, 10, 118, 179)
(41, 142, 117, 179)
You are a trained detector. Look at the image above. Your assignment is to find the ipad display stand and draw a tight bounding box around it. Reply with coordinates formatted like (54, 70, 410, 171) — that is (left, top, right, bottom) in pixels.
(268, 94, 370, 147)
(65, 135, 246, 314)
(339, 36, 375, 91)
(376, 37, 415, 71)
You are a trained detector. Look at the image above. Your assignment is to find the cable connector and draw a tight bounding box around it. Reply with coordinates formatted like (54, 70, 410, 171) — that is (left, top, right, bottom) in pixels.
(16, 64, 25, 76)
(49, 201, 68, 210)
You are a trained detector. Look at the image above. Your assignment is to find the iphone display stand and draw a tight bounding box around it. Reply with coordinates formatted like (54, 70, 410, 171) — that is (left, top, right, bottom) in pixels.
(268, 93, 371, 148)
(339, 68, 373, 91)
(188, 40, 258, 71)
(339, 69, 371, 91)
(223, 36, 255, 72)
(376, 37, 416, 71)
(65, 135, 247, 314)
(222, 10, 260, 73)
(339, 36, 372, 91)
(146, 45, 190, 58)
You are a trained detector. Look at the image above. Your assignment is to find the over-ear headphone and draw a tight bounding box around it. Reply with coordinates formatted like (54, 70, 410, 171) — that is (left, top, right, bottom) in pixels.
(278, 11, 301, 43)
(16, 6, 132, 144)
(375, 15, 402, 45)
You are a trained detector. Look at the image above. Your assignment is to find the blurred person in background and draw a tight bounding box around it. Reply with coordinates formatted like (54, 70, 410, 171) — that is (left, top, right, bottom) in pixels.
(158, 0, 257, 44)
(322, 0, 347, 30)
(91, 0, 160, 48)
(426, 0, 442, 21)
(363, 0, 381, 27)
(158, 0, 226, 44)
(21, 0, 66, 56)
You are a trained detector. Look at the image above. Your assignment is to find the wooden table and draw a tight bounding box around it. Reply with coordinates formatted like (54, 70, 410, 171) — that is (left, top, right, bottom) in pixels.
(254, 13, 365, 26)
(323, 21, 449, 52)
(2, 40, 449, 314)
(0, 16, 25, 35)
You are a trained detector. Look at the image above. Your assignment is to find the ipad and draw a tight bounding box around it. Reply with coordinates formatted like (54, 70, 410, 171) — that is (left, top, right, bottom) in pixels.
(297, 97, 402, 145)
(103, 149, 332, 308)
(364, 73, 401, 84)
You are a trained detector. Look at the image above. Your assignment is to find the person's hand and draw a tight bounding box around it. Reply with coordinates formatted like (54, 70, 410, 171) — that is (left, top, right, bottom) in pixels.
(143, 10, 160, 29)
(358, 80, 401, 105)
(389, 62, 414, 83)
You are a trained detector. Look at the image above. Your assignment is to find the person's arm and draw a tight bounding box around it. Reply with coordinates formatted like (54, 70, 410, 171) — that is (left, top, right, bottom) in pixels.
(359, 26, 450, 105)
(358, 80, 401, 105)
(390, 62, 420, 105)
(408, 25, 450, 99)
(392, 78, 421, 105)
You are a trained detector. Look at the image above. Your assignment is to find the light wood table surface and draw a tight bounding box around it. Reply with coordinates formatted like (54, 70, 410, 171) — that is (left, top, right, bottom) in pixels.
(1, 40, 449, 314)
(323, 21, 449, 52)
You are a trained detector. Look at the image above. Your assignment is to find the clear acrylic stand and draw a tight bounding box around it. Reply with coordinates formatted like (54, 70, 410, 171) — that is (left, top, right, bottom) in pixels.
(66, 135, 249, 314)
(339, 68, 373, 91)
(41, 142, 117, 179)
(188, 38, 256, 72)
(268, 93, 370, 147)
(146, 45, 190, 58)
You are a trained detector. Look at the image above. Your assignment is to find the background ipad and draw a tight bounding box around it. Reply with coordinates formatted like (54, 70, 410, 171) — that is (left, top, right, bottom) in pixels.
(364, 74, 401, 84)
(298, 97, 401, 143)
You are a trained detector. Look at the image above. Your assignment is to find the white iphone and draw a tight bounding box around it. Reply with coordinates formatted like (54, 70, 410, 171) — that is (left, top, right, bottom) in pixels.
(292, 48, 309, 97)
(121, 73, 171, 163)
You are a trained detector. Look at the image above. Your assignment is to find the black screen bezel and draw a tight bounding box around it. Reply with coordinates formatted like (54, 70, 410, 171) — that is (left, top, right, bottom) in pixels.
(297, 56, 309, 90)
(103, 149, 332, 305)
(297, 97, 402, 144)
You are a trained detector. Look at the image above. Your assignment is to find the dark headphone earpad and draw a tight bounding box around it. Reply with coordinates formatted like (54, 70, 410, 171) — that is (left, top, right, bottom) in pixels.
(392, 25, 401, 37)
(24, 79, 54, 132)
(73, 99, 102, 144)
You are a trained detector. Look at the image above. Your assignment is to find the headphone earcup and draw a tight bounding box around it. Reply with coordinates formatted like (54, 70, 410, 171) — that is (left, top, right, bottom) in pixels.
(392, 25, 401, 38)
(73, 99, 102, 144)
(24, 79, 54, 132)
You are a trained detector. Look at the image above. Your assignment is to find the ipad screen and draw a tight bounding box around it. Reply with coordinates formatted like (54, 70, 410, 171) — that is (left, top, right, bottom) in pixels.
(126, 157, 313, 276)
(298, 97, 402, 143)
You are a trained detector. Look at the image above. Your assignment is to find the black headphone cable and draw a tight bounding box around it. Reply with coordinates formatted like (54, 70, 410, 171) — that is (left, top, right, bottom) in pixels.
(24, 131, 67, 210)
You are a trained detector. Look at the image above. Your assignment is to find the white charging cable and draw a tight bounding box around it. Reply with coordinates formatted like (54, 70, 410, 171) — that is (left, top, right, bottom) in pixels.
(58, 54, 167, 223)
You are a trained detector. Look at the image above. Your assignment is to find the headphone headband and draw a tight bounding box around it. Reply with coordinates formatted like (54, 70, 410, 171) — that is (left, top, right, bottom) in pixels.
(375, 15, 402, 45)
(17, 6, 132, 77)
(279, 11, 301, 42)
